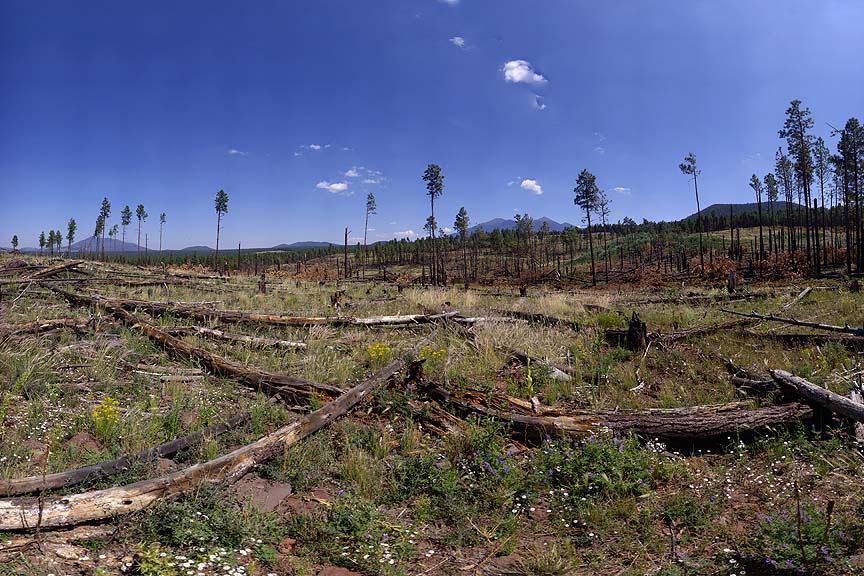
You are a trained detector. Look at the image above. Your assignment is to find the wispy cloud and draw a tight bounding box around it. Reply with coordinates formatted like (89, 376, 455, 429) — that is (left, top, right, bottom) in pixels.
(307, 144, 323, 151)
(449, 36, 466, 48)
(227, 149, 249, 157)
(316, 181, 351, 196)
(532, 94, 546, 111)
(345, 168, 360, 178)
(612, 186, 631, 195)
(362, 178, 380, 185)
(394, 230, 417, 238)
(502, 60, 547, 85)
(594, 146, 606, 155)
(520, 179, 543, 195)
(438, 0, 459, 5)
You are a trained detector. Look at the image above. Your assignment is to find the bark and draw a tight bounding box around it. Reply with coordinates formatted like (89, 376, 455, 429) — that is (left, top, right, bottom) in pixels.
(26, 261, 84, 280)
(721, 309, 864, 336)
(44, 284, 343, 402)
(420, 381, 813, 443)
(0, 359, 404, 530)
(165, 326, 307, 349)
(0, 405, 265, 496)
(0, 318, 90, 337)
(770, 369, 864, 423)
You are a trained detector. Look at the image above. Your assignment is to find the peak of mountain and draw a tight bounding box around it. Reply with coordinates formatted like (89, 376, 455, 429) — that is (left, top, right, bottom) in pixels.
(684, 201, 803, 221)
(469, 216, 576, 234)
(271, 241, 333, 250)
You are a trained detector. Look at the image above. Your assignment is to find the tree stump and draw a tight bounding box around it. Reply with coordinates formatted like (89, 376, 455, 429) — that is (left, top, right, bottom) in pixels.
(626, 312, 647, 351)
(258, 273, 267, 294)
(727, 271, 736, 294)
(519, 285, 528, 297)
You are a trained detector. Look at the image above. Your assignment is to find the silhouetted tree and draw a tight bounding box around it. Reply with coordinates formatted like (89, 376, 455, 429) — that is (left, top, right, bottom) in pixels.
(11, 235, 18, 251)
(422, 164, 444, 284)
(94, 216, 104, 259)
(678, 152, 704, 274)
(574, 169, 600, 285)
(159, 212, 166, 256)
(39, 231, 45, 256)
(749, 174, 765, 260)
(779, 100, 815, 264)
(135, 204, 147, 260)
(214, 190, 229, 273)
(54, 230, 63, 255)
(363, 193, 376, 278)
(454, 207, 470, 285)
(120, 205, 132, 260)
(99, 197, 111, 260)
(67, 218, 76, 256)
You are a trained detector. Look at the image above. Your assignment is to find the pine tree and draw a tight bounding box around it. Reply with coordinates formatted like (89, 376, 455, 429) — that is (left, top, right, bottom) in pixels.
(120, 205, 132, 260)
(679, 153, 704, 273)
(363, 193, 376, 278)
(39, 231, 45, 256)
(749, 174, 765, 261)
(574, 169, 600, 285)
(67, 218, 77, 256)
(779, 100, 815, 265)
(454, 207, 470, 286)
(422, 164, 444, 285)
(99, 197, 111, 261)
(214, 190, 229, 273)
(11, 235, 18, 251)
(136, 204, 148, 260)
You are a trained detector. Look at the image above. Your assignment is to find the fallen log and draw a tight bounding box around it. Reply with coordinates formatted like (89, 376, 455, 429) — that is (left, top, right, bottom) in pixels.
(0, 359, 405, 530)
(770, 370, 864, 423)
(45, 291, 458, 327)
(420, 381, 813, 443)
(45, 285, 343, 402)
(780, 286, 812, 311)
(0, 403, 269, 496)
(165, 326, 308, 349)
(849, 388, 864, 441)
(505, 348, 572, 382)
(656, 318, 754, 342)
(721, 309, 864, 337)
(26, 260, 84, 280)
(736, 330, 864, 347)
(490, 309, 580, 331)
(0, 318, 90, 337)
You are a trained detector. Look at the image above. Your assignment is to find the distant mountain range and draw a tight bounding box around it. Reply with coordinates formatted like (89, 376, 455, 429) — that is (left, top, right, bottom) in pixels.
(468, 216, 576, 234)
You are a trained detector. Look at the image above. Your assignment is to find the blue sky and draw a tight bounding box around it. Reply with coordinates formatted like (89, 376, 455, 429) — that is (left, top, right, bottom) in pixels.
(2, 0, 862, 249)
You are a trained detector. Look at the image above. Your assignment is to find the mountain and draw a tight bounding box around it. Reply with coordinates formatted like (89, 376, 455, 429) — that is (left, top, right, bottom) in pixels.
(270, 241, 333, 250)
(19, 235, 143, 253)
(176, 245, 214, 253)
(468, 216, 576, 234)
(684, 201, 802, 221)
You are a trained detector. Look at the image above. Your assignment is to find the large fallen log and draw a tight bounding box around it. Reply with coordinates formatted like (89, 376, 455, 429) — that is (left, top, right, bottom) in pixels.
(721, 309, 864, 337)
(45, 291, 459, 327)
(165, 326, 307, 349)
(736, 330, 864, 347)
(656, 318, 755, 342)
(420, 382, 813, 443)
(0, 403, 266, 496)
(45, 285, 342, 402)
(770, 370, 864, 423)
(26, 260, 84, 280)
(0, 318, 90, 337)
(490, 309, 580, 331)
(505, 348, 572, 382)
(0, 359, 405, 530)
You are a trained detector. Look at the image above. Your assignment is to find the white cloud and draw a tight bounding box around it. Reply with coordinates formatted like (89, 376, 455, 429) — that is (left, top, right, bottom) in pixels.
(345, 168, 360, 178)
(308, 144, 322, 150)
(520, 179, 543, 195)
(594, 146, 606, 155)
(532, 94, 546, 111)
(438, 0, 459, 5)
(612, 186, 631, 195)
(394, 230, 417, 238)
(293, 151, 303, 157)
(441, 226, 454, 235)
(362, 178, 380, 185)
(316, 181, 351, 195)
(449, 36, 466, 48)
(227, 149, 249, 157)
(502, 60, 547, 85)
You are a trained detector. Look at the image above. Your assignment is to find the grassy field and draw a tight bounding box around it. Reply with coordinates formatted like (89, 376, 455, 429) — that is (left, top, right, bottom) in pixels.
(1, 255, 863, 576)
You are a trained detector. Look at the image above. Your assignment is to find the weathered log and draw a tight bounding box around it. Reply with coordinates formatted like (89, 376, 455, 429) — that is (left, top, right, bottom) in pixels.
(721, 309, 864, 336)
(736, 330, 864, 347)
(505, 348, 572, 382)
(491, 309, 580, 331)
(780, 287, 812, 311)
(26, 260, 84, 279)
(0, 359, 404, 530)
(0, 318, 90, 337)
(45, 285, 343, 402)
(0, 404, 266, 496)
(47, 291, 459, 327)
(657, 318, 754, 342)
(165, 326, 307, 349)
(770, 370, 864, 423)
(420, 382, 813, 443)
